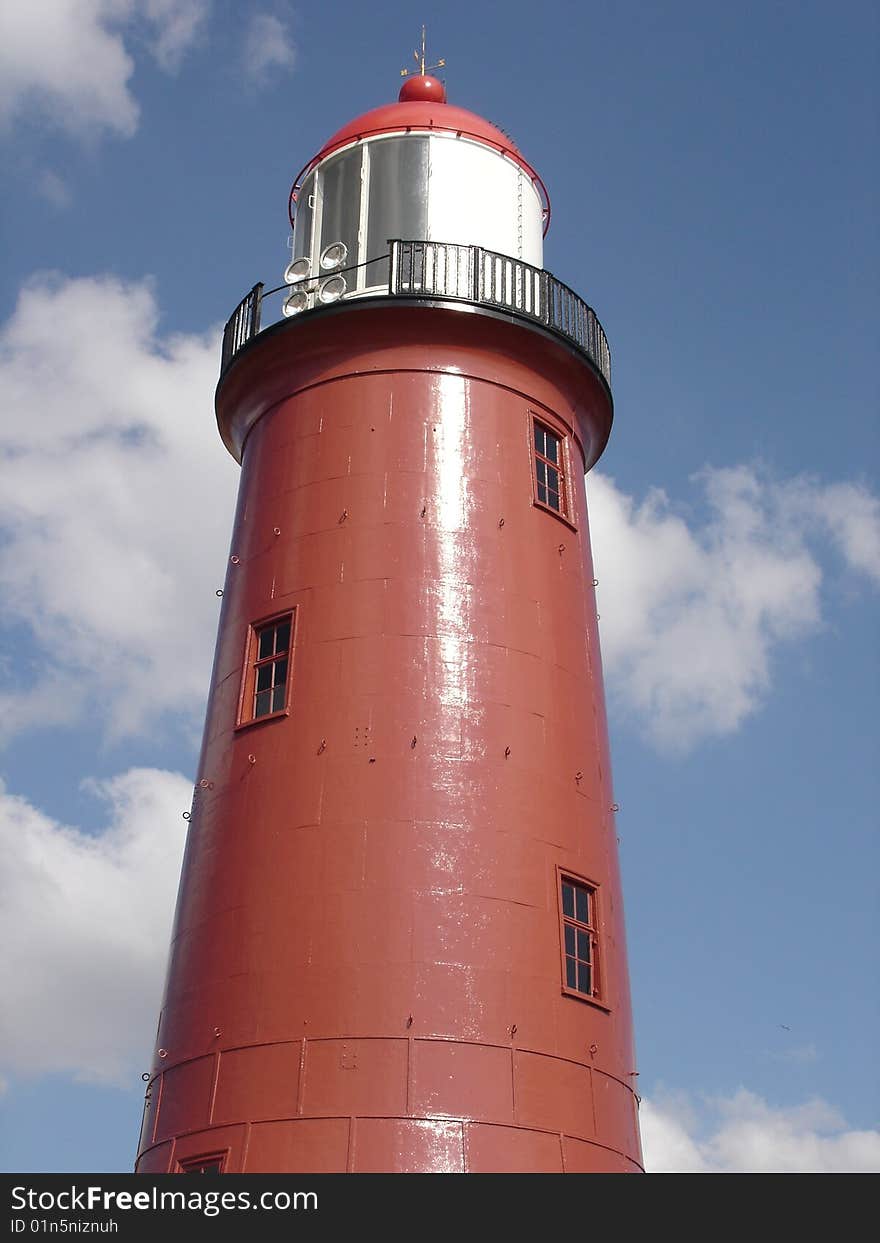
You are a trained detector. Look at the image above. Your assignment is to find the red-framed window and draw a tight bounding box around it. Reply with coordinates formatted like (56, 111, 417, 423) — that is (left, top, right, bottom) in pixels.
(559, 872, 604, 1005)
(533, 418, 568, 517)
(238, 611, 294, 727)
(176, 1152, 226, 1174)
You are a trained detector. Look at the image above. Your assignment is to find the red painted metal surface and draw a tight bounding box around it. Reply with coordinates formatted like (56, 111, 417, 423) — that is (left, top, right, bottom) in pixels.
(398, 74, 448, 105)
(316, 98, 527, 166)
(136, 302, 642, 1174)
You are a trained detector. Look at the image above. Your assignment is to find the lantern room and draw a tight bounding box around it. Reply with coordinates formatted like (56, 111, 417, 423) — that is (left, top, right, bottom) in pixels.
(282, 75, 550, 311)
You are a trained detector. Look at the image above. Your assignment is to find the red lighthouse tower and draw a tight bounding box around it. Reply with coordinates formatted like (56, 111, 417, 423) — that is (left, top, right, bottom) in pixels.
(136, 70, 643, 1175)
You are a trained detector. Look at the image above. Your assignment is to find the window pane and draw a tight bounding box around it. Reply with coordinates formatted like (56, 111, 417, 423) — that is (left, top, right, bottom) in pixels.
(575, 887, 589, 924)
(534, 424, 544, 455)
(255, 689, 272, 718)
(273, 658, 288, 688)
(319, 148, 363, 272)
(547, 488, 560, 512)
(564, 924, 575, 955)
(293, 171, 315, 261)
(562, 882, 574, 918)
(275, 621, 291, 654)
(577, 962, 592, 994)
(183, 1160, 221, 1174)
(367, 137, 429, 270)
(536, 460, 546, 486)
(272, 684, 286, 713)
(565, 956, 577, 989)
(258, 628, 273, 660)
(577, 929, 591, 962)
(256, 664, 273, 692)
(546, 466, 559, 495)
(537, 482, 547, 504)
(545, 433, 558, 464)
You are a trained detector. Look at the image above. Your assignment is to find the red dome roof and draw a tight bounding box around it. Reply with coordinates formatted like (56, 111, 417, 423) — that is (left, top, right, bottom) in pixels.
(315, 100, 528, 167)
(289, 82, 551, 234)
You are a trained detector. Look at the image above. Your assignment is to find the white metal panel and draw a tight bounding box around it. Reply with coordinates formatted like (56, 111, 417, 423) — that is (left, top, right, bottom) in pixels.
(516, 169, 544, 267)
(426, 134, 543, 266)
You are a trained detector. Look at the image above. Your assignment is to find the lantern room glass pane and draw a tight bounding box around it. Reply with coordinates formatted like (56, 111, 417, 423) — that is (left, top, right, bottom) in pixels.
(293, 171, 316, 261)
(367, 137, 429, 262)
(319, 148, 363, 271)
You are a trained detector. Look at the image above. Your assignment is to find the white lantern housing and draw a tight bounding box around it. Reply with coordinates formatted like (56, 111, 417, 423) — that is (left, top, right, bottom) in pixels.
(287, 83, 549, 303)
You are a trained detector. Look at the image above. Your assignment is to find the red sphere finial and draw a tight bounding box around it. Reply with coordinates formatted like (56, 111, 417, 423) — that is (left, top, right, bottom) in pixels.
(398, 74, 447, 104)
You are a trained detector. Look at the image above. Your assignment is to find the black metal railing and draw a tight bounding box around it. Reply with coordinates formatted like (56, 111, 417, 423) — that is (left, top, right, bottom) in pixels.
(220, 282, 263, 375)
(220, 242, 611, 386)
(390, 241, 611, 383)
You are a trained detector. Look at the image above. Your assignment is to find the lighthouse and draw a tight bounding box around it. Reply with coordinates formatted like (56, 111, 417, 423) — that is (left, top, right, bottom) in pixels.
(136, 62, 643, 1175)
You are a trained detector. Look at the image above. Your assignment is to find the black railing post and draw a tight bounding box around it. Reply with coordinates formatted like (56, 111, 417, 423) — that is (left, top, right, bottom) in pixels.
(221, 282, 264, 376)
(251, 282, 264, 336)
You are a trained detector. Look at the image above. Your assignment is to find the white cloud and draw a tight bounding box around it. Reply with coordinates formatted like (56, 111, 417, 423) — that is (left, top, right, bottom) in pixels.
(143, 0, 210, 72)
(0, 673, 87, 747)
(811, 480, 880, 586)
(641, 1089, 880, 1173)
(0, 1, 209, 138)
(35, 169, 73, 210)
(0, 1, 139, 138)
(589, 465, 879, 750)
(244, 12, 297, 80)
(0, 768, 190, 1085)
(0, 272, 238, 741)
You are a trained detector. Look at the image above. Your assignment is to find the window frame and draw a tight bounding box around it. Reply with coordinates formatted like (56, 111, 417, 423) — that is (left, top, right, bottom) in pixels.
(556, 866, 609, 1010)
(235, 608, 296, 730)
(176, 1151, 227, 1174)
(529, 413, 577, 529)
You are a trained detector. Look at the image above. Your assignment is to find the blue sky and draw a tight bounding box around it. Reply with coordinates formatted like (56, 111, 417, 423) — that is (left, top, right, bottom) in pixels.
(0, 0, 877, 1173)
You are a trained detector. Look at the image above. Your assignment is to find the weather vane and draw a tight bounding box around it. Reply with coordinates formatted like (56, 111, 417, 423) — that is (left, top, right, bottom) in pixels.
(400, 25, 445, 77)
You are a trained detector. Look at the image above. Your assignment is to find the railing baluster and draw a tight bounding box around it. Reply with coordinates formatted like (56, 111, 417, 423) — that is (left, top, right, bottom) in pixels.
(221, 282, 263, 375)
